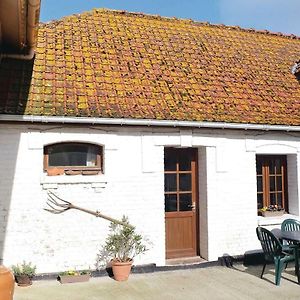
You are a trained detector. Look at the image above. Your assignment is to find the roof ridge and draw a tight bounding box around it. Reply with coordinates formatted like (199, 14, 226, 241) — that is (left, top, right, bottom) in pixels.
(40, 7, 300, 41)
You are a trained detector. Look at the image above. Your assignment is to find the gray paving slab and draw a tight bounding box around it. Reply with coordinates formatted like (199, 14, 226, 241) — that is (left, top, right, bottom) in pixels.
(13, 264, 300, 300)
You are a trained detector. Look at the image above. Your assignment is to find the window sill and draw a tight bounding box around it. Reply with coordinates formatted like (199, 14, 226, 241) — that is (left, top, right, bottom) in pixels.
(257, 213, 300, 226)
(46, 168, 101, 176)
(40, 174, 107, 192)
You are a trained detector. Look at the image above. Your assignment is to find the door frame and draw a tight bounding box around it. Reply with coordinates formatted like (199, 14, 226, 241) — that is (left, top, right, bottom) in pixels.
(164, 147, 200, 259)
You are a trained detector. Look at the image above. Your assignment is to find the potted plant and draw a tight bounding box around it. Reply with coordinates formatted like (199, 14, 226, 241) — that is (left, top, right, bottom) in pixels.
(11, 261, 36, 287)
(103, 216, 147, 281)
(58, 270, 91, 284)
(259, 205, 285, 217)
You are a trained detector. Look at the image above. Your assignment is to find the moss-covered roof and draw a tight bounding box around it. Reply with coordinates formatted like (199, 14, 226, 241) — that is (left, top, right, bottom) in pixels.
(0, 9, 300, 125)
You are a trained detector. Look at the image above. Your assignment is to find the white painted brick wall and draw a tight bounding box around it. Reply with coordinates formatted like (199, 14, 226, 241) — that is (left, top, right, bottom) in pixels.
(204, 143, 259, 260)
(0, 125, 300, 273)
(288, 154, 300, 215)
(198, 147, 208, 259)
(0, 126, 165, 273)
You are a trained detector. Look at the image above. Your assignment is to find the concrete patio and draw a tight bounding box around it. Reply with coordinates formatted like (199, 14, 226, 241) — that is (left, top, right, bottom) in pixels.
(14, 264, 300, 300)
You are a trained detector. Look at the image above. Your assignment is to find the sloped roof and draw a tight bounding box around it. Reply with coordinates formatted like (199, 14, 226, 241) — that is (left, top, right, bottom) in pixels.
(0, 9, 300, 126)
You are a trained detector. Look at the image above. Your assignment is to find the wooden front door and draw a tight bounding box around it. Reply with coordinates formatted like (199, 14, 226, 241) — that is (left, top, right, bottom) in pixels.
(164, 148, 198, 259)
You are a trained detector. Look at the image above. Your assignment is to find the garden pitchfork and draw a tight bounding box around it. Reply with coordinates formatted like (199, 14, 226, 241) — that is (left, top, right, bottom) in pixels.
(45, 191, 133, 228)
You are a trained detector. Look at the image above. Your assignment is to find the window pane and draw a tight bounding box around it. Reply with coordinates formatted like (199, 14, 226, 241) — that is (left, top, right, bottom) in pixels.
(179, 174, 191, 191)
(164, 150, 177, 171)
(257, 193, 263, 209)
(275, 159, 282, 175)
(257, 176, 263, 192)
(269, 176, 275, 192)
(269, 159, 275, 175)
(256, 158, 263, 175)
(178, 153, 191, 171)
(270, 193, 276, 205)
(165, 194, 177, 212)
(86, 148, 98, 166)
(179, 194, 192, 211)
(277, 192, 283, 207)
(164, 174, 177, 192)
(48, 144, 98, 167)
(276, 176, 282, 191)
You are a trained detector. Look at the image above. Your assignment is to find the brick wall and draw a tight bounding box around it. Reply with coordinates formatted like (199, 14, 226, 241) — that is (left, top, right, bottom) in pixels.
(1, 124, 300, 272)
(287, 154, 300, 215)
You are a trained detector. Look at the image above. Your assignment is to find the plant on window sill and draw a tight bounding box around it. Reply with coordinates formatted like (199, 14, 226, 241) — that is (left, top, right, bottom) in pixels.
(258, 205, 285, 217)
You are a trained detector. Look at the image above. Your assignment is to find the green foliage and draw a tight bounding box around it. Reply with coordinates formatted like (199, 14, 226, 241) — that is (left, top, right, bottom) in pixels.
(104, 216, 147, 262)
(79, 270, 90, 275)
(11, 261, 36, 277)
(260, 205, 284, 212)
(59, 269, 91, 276)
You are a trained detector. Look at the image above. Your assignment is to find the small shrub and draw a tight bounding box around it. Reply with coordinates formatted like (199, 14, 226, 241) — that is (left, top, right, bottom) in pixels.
(11, 261, 36, 277)
(104, 216, 147, 262)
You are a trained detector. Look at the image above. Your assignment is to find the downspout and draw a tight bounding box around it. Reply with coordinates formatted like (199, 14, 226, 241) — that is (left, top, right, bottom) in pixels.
(1, 0, 40, 61)
(26, 0, 40, 49)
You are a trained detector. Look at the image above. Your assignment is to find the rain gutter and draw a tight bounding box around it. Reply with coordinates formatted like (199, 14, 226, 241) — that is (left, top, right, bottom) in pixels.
(0, 114, 300, 132)
(0, 0, 40, 61)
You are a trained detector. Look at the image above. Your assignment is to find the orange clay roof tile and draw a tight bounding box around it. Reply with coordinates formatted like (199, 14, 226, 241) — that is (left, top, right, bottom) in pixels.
(0, 9, 300, 125)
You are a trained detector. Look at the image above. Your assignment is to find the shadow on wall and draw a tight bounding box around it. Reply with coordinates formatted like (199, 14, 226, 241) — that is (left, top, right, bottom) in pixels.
(0, 57, 33, 264)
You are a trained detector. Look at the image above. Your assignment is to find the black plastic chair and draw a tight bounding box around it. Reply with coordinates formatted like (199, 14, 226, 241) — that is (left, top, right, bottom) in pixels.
(281, 219, 300, 233)
(281, 218, 300, 268)
(281, 219, 300, 249)
(256, 226, 295, 285)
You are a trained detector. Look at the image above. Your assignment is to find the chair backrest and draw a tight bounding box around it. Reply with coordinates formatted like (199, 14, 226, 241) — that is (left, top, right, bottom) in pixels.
(281, 219, 300, 232)
(256, 227, 283, 262)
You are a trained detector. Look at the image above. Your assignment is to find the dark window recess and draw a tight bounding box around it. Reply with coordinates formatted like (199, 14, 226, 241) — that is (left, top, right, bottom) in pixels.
(44, 143, 102, 175)
(256, 155, 288, 213)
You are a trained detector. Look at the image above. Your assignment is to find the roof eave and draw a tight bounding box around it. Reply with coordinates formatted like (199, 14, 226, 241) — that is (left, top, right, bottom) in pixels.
(0, 114, 299, 132)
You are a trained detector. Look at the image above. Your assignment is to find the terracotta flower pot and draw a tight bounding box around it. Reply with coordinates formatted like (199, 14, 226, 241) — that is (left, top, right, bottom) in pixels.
(15, 275, 32, 287)
(47, 168, 64, 176)
(0, 265, 15, 300)
(112, 260, 133, 281)
(64, 170, 81, 175)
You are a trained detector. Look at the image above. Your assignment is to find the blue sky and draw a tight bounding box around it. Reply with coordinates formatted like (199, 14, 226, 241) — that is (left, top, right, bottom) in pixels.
(40, 0, 300, 36)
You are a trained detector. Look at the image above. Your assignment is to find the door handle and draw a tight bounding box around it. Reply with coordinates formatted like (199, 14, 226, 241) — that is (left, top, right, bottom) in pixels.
(188, 203, 196, 210)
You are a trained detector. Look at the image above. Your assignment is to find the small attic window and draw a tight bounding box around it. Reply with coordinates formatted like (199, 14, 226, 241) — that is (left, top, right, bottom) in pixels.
(291, 61, 300, 75)
(44, 142, 102, 176)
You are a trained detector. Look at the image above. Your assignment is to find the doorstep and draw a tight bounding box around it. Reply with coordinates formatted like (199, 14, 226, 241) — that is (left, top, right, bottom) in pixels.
(166, 256, 206, 266)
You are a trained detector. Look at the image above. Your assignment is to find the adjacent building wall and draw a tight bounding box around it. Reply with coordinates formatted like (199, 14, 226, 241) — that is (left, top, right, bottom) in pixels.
(0, 124, 300, 272)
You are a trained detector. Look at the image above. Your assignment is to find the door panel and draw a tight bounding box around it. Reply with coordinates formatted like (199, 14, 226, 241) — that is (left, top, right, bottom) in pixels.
(164, 148, 198, 259)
